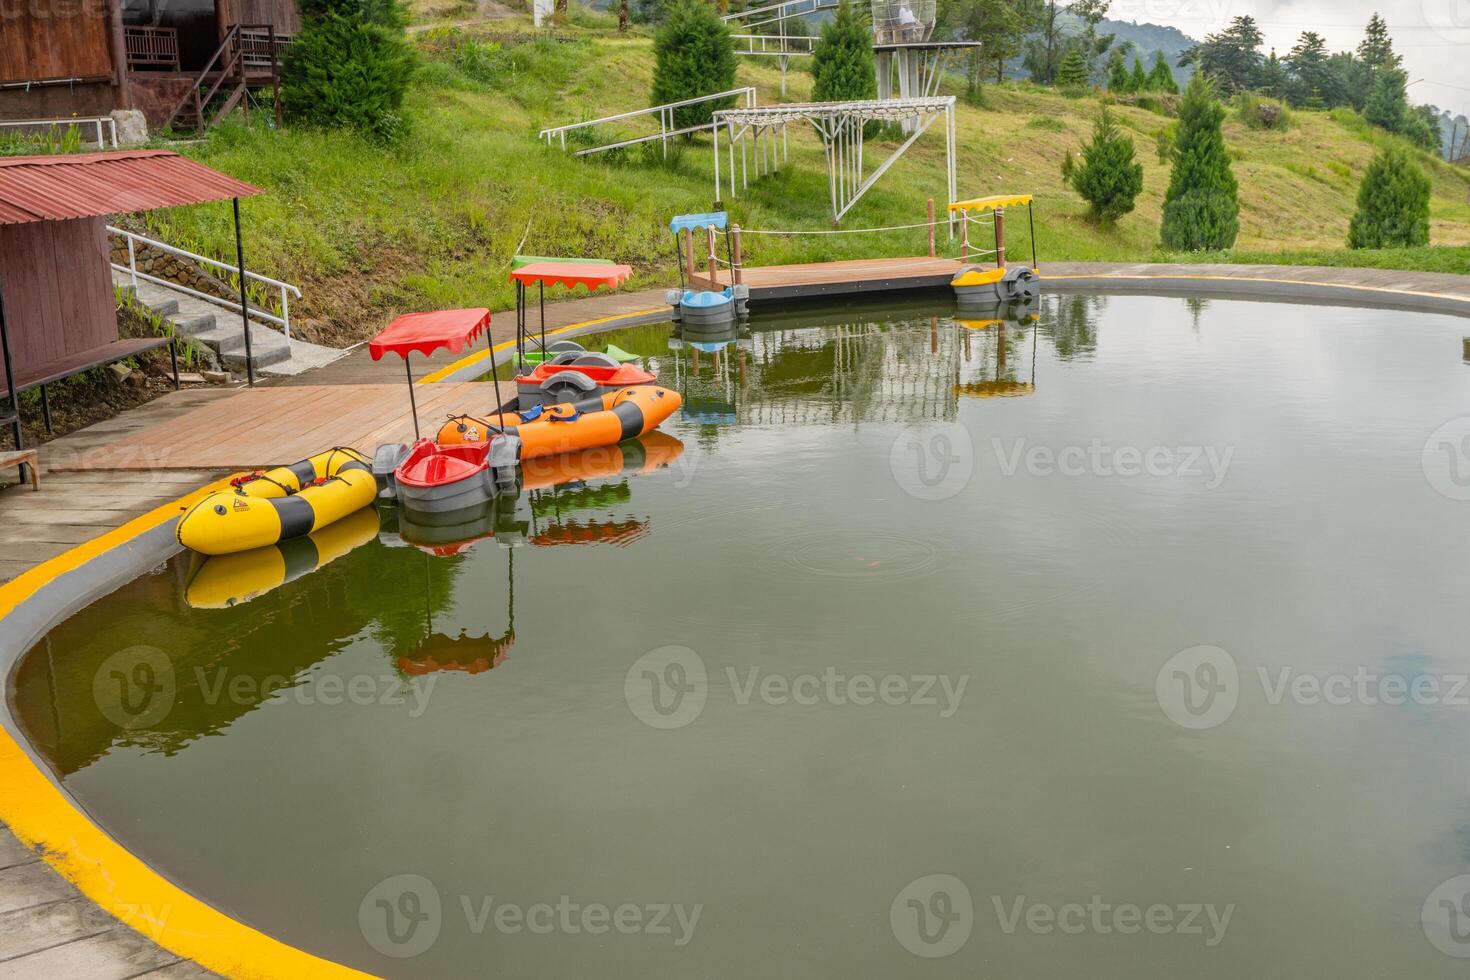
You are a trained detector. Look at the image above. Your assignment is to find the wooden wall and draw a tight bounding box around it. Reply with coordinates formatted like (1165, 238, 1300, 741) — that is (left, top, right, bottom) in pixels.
(0, 0, 116, 84)
(0, 219, 118, 370)
(220, 0, 300, 34)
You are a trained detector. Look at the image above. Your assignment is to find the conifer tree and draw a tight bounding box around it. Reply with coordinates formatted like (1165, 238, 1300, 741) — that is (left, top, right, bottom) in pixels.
(651, 0, 738, 128)
(281, 0, 415, 143)
(1068, 106, 1144, 224)
(1159, 72, 1239, 250)
(1348, 146, 1430, 248)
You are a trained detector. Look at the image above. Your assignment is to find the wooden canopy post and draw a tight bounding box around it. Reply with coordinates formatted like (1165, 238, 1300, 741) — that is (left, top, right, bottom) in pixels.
(993, 207, 1005, 268)
(730, 225, 743, 286)
(927, 198, 936, 258)
(232, 197, 255, 386)
(683, 229, 696, 286)
(705, 225, 718, 285)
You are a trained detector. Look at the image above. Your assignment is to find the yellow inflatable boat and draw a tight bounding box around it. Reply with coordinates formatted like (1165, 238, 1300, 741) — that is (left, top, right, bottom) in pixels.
(177, 448, 377, 556)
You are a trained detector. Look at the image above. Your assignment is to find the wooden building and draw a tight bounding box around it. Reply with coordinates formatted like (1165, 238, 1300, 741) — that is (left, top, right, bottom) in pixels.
(0, 150, 261, 451)
(0, 0, 298, 131)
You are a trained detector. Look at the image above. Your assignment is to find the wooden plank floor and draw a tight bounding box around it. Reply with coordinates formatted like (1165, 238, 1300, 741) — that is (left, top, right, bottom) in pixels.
(53, 383, 497, 472)
(692, 256, 962, 302)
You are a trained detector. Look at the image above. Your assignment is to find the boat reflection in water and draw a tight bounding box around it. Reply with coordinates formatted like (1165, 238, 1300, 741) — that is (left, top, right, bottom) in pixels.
(953, 296, 1040, 399)
(383, 431, 686, 676)
(184, 505, 382, 609)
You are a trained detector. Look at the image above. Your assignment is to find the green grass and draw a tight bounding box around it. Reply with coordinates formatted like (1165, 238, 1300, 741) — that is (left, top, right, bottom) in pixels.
(145, 20, 1470, 344)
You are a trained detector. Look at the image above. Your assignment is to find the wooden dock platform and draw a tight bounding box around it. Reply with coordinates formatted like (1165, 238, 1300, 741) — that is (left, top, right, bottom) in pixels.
(42, 383, 495, 472)
(691, 256, 962, 303)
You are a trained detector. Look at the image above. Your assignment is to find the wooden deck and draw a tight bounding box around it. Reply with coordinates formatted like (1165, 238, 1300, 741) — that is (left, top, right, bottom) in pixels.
(691, 256, 962, 303)
(48, 383, 495, 472)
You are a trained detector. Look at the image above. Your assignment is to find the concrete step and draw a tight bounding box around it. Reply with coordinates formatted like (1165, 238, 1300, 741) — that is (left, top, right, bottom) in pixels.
(112, 269, 343, 377)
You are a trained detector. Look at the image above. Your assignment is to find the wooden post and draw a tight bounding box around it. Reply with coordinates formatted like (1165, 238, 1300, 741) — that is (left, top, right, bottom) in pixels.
(994, 208, 1006, 268)
(926, 198, 935, 258)
(270, 24, 283, 129)
(705, 225, 718, 285)
(109, 0, 131, 109)
(683, 229, 696, 286)
(960, 209, 970, 262)
(730, 224, 743, 286)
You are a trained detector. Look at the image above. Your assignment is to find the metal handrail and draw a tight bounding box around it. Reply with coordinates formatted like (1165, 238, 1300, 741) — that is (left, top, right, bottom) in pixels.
(539, 87, 757, 152)
(0, 117, 116, 149)
(731, 33, 817, 55)
(108, 225, 302, 342)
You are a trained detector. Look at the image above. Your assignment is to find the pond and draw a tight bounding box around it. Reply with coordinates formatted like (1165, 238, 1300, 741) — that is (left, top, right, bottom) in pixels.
(10, 292, 1470, 978)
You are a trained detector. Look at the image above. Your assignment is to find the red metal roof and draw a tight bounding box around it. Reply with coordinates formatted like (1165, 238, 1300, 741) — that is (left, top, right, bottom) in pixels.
(369, 308, 491, 361)
(511, 262, 633, 291)
(0, 150, 261, 225)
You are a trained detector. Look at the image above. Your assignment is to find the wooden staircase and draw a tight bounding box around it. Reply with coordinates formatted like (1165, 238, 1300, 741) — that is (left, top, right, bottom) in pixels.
(161, 24, 285, 134)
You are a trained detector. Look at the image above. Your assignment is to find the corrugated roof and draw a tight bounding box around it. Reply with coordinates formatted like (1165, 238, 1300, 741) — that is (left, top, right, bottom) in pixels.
(0, 150, 260, 225)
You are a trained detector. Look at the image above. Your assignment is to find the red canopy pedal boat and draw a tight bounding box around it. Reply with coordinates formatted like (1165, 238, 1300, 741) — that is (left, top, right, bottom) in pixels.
(367, 308, 521, 511)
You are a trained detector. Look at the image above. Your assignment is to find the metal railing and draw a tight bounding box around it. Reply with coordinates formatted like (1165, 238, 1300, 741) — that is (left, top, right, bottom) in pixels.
(0, 116, 116, 149)
(731, 33, 817, 57)
(109, 225, 302, 343)
(721, 0, 837, 32)
(539, 87, 757, 156)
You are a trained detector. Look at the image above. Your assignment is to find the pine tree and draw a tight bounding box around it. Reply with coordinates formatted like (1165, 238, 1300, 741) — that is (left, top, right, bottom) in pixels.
(1258, 49, 1287, 99)
(651, 0, 738, 129)
(281, 0, 415, 143)
(1069, 106, 1144, 224)
(1356, 13, 1401, 79)
(1348, 146, 1430, 248)
(1146, 50, 1176, 93)
(1284, 31, 1330, 109)
(1106, 51, 1128, 91)
(811, 0, 876, 104)
(1128, 57, 1148, 93)
(1159, 72, 1239, 251)
(1364, 67, 1408, 133)
(1055, 46, 1090, 90)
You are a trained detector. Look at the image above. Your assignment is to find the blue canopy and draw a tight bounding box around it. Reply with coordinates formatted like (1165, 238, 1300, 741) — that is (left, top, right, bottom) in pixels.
(670, 211, 728, 234)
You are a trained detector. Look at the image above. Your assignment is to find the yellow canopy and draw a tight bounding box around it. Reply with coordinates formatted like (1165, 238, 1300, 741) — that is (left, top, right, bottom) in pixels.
(948, 194, 1034, 212)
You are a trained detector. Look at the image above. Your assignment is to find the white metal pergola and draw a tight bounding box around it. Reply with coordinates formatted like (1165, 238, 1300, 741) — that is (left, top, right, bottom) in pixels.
(711, 96, 957, 226)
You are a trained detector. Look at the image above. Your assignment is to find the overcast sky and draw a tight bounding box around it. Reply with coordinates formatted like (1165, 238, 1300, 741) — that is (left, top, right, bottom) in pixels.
(1109, 0, 1469, 117)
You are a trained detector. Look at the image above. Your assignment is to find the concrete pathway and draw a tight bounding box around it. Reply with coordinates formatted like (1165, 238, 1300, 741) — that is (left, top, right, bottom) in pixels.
(0, 822, 219, 979)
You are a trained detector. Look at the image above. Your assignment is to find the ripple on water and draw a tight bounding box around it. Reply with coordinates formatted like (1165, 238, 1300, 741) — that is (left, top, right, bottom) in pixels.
(785, 530, 947, 581)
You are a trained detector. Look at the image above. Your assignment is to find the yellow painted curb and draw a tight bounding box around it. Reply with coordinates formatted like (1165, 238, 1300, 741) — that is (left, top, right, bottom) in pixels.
(0, 477, 379, 980)
(417, 307, 668, 385)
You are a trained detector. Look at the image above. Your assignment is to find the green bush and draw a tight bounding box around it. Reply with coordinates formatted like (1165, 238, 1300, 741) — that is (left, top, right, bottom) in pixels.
(1147, 50, 1177, 93)
(811, 0, 876, 104)
(1348, 146, 1430, 249)
(1160, 73, 1238, 251)
(281, 0, 415, 144)
(1235, 93, 1291, 131)
(1067, 106, 1144, 225)
(651, 0, 737, 129)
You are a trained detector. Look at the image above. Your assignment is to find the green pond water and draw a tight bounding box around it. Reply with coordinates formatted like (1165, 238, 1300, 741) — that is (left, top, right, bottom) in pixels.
(11, 293, 1470, 978)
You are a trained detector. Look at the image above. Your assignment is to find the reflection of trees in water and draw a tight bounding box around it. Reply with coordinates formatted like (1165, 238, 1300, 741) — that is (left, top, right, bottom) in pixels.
(1038, 294, 1103, 361)
(1184, 297, 1209, 331)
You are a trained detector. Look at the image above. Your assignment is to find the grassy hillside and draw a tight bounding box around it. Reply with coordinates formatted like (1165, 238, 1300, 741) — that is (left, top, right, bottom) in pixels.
(148, 21, 1470, 345)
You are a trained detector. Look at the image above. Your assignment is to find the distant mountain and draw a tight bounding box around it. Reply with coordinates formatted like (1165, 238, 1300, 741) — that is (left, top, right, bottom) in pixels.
(1095, 17, 1198, 74)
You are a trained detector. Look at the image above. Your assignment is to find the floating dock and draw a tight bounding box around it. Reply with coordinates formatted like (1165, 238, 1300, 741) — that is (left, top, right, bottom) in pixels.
(690, 256, 962, 304)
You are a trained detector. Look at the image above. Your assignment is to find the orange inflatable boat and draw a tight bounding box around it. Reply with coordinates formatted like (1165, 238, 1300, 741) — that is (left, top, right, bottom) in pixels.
(436, 386, 681, 459)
